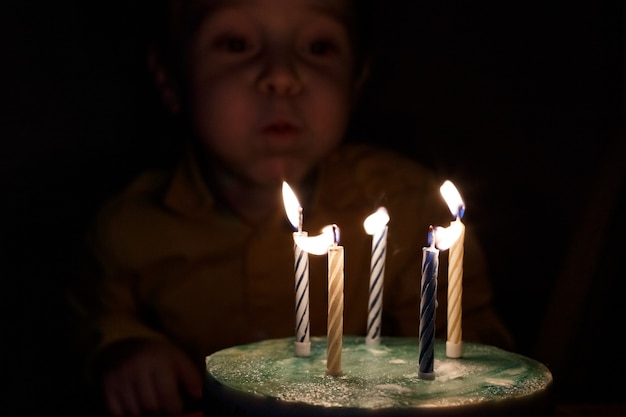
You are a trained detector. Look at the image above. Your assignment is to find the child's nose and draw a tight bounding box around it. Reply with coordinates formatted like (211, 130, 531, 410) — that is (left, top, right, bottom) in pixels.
(257, 52, 302, 96)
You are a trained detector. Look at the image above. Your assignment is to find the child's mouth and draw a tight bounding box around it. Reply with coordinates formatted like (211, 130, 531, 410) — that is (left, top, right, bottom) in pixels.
(263, 122, 298, 135)
(261, 121, 301, 151)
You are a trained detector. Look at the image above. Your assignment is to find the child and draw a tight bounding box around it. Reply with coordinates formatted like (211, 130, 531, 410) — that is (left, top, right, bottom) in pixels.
(69, 0, 513, 416)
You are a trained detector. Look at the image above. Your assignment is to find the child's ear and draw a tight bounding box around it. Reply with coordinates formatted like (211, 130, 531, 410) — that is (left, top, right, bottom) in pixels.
(351, 60, 371, 106)
(147, 49, 181, 114)
(354, 60, 371, 93)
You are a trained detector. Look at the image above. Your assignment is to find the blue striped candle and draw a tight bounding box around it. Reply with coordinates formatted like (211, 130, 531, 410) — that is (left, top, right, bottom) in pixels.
(419, 227, 439, 380)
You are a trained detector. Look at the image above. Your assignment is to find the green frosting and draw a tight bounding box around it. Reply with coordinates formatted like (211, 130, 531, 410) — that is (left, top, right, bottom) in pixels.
(205, 336, 553, 416)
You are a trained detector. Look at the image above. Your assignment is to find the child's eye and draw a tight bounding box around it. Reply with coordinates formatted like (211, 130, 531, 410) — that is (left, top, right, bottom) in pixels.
(214, 35, 250, 53)
(308, 39, 337, 56)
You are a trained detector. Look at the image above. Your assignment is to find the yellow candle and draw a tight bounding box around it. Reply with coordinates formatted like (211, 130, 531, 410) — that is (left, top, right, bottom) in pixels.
(439, 180, 466, 359)
(446, 218, 465, 358)
(293, 224, 344, 375)
(326, 239, 344, 376)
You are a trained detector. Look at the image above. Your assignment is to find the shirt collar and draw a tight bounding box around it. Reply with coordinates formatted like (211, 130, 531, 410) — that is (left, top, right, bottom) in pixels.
(163, 145, 216, 220)
(161, 144, 372, 222)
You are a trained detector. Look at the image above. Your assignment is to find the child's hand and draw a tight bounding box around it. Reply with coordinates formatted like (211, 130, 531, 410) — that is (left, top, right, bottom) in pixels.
(97, 339, 202, 417)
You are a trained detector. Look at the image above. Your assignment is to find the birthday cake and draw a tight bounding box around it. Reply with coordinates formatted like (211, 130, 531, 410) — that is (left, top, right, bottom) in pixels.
(203, 336, 554, 417)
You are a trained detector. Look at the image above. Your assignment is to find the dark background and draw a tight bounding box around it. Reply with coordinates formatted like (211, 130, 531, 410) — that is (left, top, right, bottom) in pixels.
(3, 1, 625, 415)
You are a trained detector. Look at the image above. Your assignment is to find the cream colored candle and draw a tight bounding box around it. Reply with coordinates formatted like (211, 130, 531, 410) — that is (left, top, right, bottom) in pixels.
(326, 239, 344, 376)
(439, 180, 466, 359)
(293, 225, 344, 376)
(446, 218, 465, 358)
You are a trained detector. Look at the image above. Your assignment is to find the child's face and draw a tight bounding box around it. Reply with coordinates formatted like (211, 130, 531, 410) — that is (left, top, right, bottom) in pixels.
(182, 0, 361, 187)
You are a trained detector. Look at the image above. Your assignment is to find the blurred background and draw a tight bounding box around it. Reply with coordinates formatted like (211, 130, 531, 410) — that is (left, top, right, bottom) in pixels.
(2, 1, 624, 415)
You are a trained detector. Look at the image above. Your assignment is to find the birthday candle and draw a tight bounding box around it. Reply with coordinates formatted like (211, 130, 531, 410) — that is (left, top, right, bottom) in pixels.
(293, 225, 344, 376)
(363, 207, 390, 347)
(282, 182, 311, 357)
(326, 225, 344, 376)
(293, 232, 311, 356)
(446, 219, 465, 358)
(440, 180, 466, 359)
(419, 226, 439, 380)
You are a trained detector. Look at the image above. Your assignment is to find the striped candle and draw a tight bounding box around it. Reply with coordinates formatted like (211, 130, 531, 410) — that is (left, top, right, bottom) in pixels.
(293, 225, 343, 376)
(419, 227, 439, 380)
(282, 182, 311, 357)
(439, 180, 466, 359)
(326, 235, 344, 376)
(446, 219, 465, 358)
(363, 207, 390, 346)
(293, 230, 311, 357)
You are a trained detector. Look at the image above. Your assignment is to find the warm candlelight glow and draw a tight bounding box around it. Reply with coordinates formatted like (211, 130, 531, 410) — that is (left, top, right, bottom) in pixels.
(434, 222, 463, 250)
(440, 180, 465, 219)
(282, 181, 302, 231)
(363, 207, 390, 235)
(293, 225, 336, 255)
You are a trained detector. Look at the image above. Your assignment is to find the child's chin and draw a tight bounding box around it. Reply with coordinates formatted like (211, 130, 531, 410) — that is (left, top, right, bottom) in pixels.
(256, 158, 307, 185)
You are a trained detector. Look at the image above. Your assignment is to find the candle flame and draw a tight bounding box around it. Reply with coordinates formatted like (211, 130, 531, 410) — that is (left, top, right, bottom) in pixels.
(363, 207, 390, 235)
(440, 180, 465, 219)
(434, 222, 463, 250)
(294, 225, 336, 255)
(282, 181, 301, 230)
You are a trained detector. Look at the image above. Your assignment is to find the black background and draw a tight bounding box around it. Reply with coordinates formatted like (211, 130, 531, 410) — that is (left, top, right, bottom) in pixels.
(2, 2, 625, 415)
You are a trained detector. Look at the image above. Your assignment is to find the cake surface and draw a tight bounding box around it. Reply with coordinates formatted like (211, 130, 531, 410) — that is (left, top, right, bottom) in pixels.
(204, 336, 553, 417)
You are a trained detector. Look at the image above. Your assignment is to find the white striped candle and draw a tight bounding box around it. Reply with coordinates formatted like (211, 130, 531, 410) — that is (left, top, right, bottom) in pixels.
(363, 207, 390, 347)
(293, 230, 311, 356)
(282, 182, 311, 357)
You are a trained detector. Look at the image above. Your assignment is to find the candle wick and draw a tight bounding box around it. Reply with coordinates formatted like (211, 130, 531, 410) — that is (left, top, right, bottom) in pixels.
(428, 225, 436, 249)
(457, 205, 465, 220)
(298, 207, 303, 234)
(332, 224, 339, 246)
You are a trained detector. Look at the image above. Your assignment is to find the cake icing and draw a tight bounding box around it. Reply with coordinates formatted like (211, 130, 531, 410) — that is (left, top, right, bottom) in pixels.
(204, 336, 553, 416)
